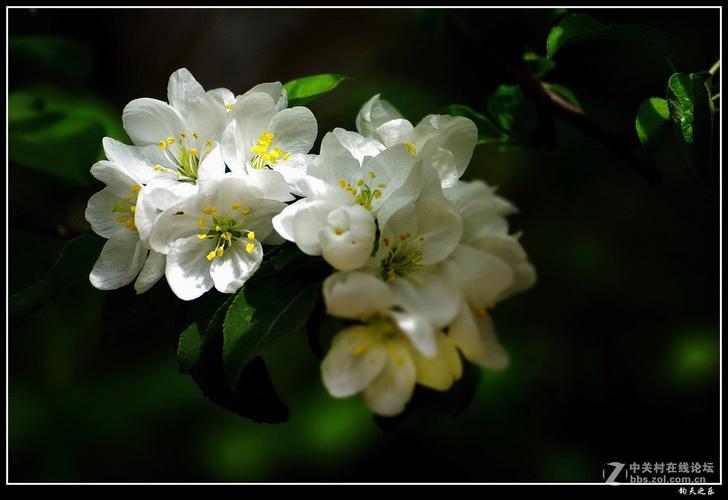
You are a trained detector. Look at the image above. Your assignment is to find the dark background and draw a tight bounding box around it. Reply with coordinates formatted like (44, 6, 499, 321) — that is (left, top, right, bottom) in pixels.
(8, 8, 720, 482)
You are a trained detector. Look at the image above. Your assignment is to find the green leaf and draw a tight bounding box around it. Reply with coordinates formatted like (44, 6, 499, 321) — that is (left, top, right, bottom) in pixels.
(179, 293, 289, 423)
(523, 50, 556, 79)
(635, 97, 670, 147)
(487, 84, 542, 149)
(223, 276, 321, 389)
(283, 74, 349, 106)
(543, 82, 583, 111)
(667, 71, 715, 183)
(442, 104, 509, 145)
(9, 232, 105, 318)
(9, 35, 93, 81)
(546, 13, 669, 60)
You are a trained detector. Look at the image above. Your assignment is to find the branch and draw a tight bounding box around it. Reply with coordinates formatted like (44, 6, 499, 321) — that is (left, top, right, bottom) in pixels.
(447, 12, 663, 185)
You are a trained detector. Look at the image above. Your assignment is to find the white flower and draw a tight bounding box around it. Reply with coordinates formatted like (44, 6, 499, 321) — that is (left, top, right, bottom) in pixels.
(221, 82, 317, 194)
(321, 271, 463, 416)
(361, 182, 464, 330)
(85, 138, 167, 294)
(272, 128, 415, 271)
(356, 94, 478, 187)
(443, 180, 537, 369)
(147, 165, 290, 300)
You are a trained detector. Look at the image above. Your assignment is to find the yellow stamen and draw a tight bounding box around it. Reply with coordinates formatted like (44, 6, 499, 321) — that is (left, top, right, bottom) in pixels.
(116, 216, 129, 223)
(245, 242, 255, 253)
(159, 140, 167, 150)
(247, 231, 255, 240)
(232, 203, 241, 210)
(368, 171, 376, 179)
(373, 190, 382, 199)
(225, 103, 234, 110)
(353, 345, 368, 356)
(356, 179, 365, 186)
(197, 234, 207, 240)
(334, 227, 344, 236)
(189, 148, 198, 156)
(166, 137, 175, 145)
(203, 207, 217, 215)
(206, 251, 216, 261)
(198, 218, 206, 228)
(240, 208, 252, 216)
(404, 142, 416, 155)
(131, 184, 141, 193)
(338, 178, 347, 188)
(216, 246, 224, 257)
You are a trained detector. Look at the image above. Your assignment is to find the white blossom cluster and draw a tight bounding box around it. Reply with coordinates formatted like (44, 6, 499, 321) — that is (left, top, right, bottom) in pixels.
(86, 69, 535, 416)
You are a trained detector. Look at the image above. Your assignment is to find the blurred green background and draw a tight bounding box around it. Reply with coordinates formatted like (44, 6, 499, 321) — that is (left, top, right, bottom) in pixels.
(8, 8, 719, 482)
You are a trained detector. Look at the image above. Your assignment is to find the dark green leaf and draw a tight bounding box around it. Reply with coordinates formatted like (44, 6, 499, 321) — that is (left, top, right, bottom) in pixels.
(523, 50, 556, 79)
(667, 71, 715, 183)
(9, 232, 105, 318)
(635, 97, 670, 147)
(283, 74, 349, 106)
(9, 35, 93, 81)
(543, 82, 583, 111)
(442, 104, 508, 145)
(223, 276, 321, 389)
(546, 13, 669, 60)
(181, 293, 289, 423)
(487, 85, 542, 149)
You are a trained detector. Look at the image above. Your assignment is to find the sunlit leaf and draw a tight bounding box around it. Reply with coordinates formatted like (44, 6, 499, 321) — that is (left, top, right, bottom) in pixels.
(546, 13, 669, 60)
(635, 97, 670, 147)
(667, 71, 715, 183)
(284, 73, 350, 106)
(523, 50, 556, 79)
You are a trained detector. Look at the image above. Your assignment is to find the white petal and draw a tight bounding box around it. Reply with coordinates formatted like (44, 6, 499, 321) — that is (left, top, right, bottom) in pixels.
(285, 199, 339, 255)
(446, 244, 513, 306)
(85, 188, 132, 239)
(134, 250, 166, 294)
(89, 235, 147, 290)
(271, 153, 315, 196)
(319, 205, 376, 271)
(356, 94, 404, 138)
(183, 92, 228, 144)
(210, 240, 263, 294)
(147, 199, 202, 254)
(470, 234, 537, 300)
(135, 179, 198, 243)
(226, 91, 277, 161)
(322, 327, 388, 398)
(421, 147, 460, 188)
(102, 137, 156, 184)
(414, 114, 478, 178)
(241, 198, 287, 243)
(449, 302, 509, 370)
(389, 310, 437, 357)
(330, 128, 385, 164)
(207, 87, 235, 107)
(375, 118, 414, 147)
(239, 81, 287, 111)
(196, 143, 227, 182)
(268, 106, 317, 155)
(272, 198, 315, 243)
(389, 268, 461, 329)
(323, 271, 395, 320)
(411, 332, 463, 390)
(244, 168, 294, 202)
(415, 198, 463, 265)
(122, 98, 185, 146)
(165, 235, 215, 300)
(167, 68, 206, 116)
(89, 161, 139, 197)
(361, 343, 416, 416)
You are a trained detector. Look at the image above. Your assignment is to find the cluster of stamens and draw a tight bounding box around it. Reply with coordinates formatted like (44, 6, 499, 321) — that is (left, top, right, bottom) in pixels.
(349, 319, 409, 367)
(112, 183, 141, 231)
(250, 131, 292, 170)
(338, 171, 386, 211)
(196, 204, 257, 261)
(379, 233, 426, 281)
(157, 132, 213, 181)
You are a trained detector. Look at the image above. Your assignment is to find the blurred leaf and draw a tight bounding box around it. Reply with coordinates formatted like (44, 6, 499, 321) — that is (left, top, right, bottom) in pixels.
(9, 86, 128, 185)
(667, 71, 715, 183)
(546, 13, 669, 60)
(442, 104, 508, 145)
(9, 35, 93, 81)
(9, 232, 104, 318)
(523, 50, 556, 79)
(543, 82, 582, 110)
(223, 276, 321, 389)
(177, 323, 202, 373)
(284, 74, 350, 106)
(635, 97, 670, 148)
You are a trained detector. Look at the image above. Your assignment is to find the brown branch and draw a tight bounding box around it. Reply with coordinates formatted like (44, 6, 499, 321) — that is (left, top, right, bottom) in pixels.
(447, 12, 663, 185)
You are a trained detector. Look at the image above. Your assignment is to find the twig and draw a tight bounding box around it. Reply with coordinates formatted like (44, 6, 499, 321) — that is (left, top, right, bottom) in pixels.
(447, 12, 663, 185)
